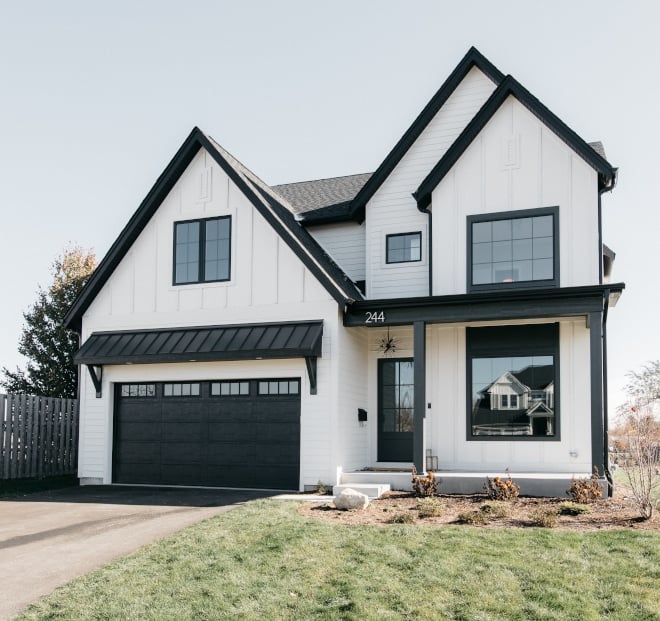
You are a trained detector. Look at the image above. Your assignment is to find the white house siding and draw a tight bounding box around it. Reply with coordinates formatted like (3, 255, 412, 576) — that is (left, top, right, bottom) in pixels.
(334, 324, 369, 477)
(427, 318, 592, 474)
(431, 96, 600, 296)
(366, 66, 498, 299)
(77, 148, 344, 488)
(307, 223, 365, 282)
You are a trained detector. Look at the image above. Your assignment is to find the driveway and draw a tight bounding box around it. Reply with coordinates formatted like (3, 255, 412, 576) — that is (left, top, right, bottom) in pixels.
(0, 485, 270, 620)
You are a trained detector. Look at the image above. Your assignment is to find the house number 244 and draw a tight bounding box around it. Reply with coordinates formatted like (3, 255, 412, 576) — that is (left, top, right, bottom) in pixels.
(365, 311, 385, 324)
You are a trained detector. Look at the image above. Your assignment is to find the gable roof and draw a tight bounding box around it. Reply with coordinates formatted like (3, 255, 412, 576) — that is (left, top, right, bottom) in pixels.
(414, 75, 617, 210)
(298, 46, 504, 225)
(64, 128, 363, 333)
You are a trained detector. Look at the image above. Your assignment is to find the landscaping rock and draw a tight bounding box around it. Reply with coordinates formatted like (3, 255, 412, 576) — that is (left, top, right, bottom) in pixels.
(334, 488, 369, 511)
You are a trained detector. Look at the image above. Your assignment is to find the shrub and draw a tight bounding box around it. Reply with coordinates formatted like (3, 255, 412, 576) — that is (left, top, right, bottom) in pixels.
(530, 508, 559, 528)
(558, 501, 591, 516)
(411, 466, 438, 497)
(567, 468, 603, 504)
(388, 511, 415, 524)
(480, 501, 508, 518)
(417, 497, 444, 518)
(457, 510, 488, 525)
(316, 480, 328, 495)
(484, 471, 520, 501)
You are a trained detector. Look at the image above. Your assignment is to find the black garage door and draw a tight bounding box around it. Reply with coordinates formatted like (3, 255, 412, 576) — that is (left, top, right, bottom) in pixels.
(113, 379, 300, 490)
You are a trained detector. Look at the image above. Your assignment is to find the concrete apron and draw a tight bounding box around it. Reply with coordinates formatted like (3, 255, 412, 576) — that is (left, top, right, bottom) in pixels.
(0, 486, 270, 620)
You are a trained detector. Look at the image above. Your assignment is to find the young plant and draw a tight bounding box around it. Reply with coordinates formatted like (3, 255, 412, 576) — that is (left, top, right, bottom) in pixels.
(484, 470, 520, 501)
(567, 468, 603, 504)
(457, 510, 489, 526)
(411, 466, 438, 497)
(416, 497, 444, 518)
(558, 501, 591, 516)
(480, 501, 509, 518)
(530, 508, 559, 528)
(388, 511, 415, 524)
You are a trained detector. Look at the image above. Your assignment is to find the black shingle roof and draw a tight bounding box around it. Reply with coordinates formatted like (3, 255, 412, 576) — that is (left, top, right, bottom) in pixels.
(273, 173, 372, 213)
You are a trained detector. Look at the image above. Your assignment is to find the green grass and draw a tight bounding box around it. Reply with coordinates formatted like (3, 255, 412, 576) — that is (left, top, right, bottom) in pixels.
(17, 500, 660, 621)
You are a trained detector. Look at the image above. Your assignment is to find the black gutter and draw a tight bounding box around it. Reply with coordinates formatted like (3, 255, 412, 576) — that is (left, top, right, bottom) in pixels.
(602, 289, 613, 496)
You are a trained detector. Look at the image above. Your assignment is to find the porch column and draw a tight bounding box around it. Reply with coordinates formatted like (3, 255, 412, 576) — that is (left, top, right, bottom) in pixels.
(414, 320, 426, 473)
(589, 311, 604, 476)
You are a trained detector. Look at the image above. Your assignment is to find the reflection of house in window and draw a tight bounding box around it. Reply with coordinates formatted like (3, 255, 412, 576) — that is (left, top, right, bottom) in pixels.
(473, 364, 555, 436)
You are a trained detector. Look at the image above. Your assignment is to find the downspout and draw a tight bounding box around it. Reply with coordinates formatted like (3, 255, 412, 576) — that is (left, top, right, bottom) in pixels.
(602, 289, 612, 496)
(418, 202, 433, 296)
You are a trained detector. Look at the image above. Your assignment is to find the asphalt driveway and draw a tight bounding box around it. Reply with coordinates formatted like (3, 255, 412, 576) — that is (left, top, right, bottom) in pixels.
(0, 485, 270, 620)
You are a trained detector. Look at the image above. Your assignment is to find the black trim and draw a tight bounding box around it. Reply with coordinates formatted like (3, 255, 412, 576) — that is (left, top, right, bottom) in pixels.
(414, 75, 617, 210)
(305, 357, 318, 395)
(343, 47, 504, 224)
(64, 128, 361, 332)
(343, 283, 624, 327)
(589, 311, 605, 476)
(173, 216, 231, 285)
(466, 323, 560, 442)
(86, 364, 103, 398)
(385, 231, 422, 264)
(466, 207, 559, 292)
(413, 321, 426, 471)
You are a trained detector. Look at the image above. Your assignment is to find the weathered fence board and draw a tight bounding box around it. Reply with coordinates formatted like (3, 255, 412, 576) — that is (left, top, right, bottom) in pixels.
(0, 394, 78, 480)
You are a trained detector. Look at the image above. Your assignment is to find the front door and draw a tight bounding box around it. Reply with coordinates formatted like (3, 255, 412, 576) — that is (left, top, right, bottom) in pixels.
(378, 358, 414, 462)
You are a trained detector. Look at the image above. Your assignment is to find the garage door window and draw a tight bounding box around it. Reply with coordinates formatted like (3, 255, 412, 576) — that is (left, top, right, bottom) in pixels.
(120, 384, 156, 398)
(211, 381, 250, 396)
(163, 382, 201, 397)
(258, 380, 300, 395)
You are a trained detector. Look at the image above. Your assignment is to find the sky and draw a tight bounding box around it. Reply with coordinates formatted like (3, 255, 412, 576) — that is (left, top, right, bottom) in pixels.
(0, 1, 658, 411)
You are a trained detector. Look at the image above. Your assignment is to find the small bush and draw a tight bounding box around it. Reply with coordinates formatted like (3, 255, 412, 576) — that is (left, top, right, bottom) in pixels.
(316, 480, 328, 495)
(484, 471, 520, 501)
(480, 501, 508, 518)
(558, 501, 591, 516)
(417, 497, 444, 518)
(567, 468, 603, 503)
(411, 466, 438, 497)
(457, 510, 489, 526)
(530, 508, 559, 528)
(388, 511, 415, 524)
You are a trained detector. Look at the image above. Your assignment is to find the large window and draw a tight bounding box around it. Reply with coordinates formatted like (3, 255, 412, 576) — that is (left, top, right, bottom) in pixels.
(466, 324, 559, 440)
(467, 207, 558, 291)
(174, 216, 231, 285)
(386, 232, 422, 264)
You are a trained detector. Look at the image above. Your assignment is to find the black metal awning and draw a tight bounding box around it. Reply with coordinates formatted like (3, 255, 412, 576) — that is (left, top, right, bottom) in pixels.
(76, 321, 323, 397)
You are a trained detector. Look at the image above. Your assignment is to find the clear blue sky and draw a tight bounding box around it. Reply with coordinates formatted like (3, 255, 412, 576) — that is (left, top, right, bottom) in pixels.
(0, 1, 657, 410)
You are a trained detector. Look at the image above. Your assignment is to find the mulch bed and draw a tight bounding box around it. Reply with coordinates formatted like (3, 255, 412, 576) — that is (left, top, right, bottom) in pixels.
(297, 489, 659, 531)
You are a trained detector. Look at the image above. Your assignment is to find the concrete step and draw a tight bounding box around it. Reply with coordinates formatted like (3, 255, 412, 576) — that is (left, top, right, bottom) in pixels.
(333, 483, 391, 499)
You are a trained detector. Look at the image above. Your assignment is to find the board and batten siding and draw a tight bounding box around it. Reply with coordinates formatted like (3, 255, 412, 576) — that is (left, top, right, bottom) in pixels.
(431, 96, 600, 296)
(426, 318, 592, 474)
(77, 147, 343, 487)
(366, 66, 498, 299)
(307, 223, 365, 282)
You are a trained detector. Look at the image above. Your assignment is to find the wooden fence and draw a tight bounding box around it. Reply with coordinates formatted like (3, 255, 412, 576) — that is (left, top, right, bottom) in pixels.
(0, 393, 78, 480)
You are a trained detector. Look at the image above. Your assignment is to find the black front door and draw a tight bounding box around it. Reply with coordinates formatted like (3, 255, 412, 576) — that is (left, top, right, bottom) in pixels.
(378, 358, 414, 462)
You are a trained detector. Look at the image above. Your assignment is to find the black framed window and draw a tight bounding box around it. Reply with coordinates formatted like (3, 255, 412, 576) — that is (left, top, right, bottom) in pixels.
(258, 380, 300, 396)
(467, 207, 558, 291)
(386, 232, 422, 264)
(466, 324, 559, 441)
(174, 216, 231, 285)
(120, 384, 156, 398)
(211, 381, 250, 396)
(163, 382, 201, 397)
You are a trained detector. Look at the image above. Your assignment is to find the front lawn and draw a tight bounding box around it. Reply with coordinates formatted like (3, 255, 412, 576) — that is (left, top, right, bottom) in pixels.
(18, 499, 660, 621)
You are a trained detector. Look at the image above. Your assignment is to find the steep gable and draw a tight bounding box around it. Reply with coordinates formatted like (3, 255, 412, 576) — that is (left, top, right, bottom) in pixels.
(64, 128, 363, 332)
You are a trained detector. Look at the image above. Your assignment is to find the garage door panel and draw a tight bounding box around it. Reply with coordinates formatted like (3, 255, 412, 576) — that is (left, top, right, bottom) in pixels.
(115, 422, 161, 443)
(114, 380, 300, 489)
(115, 441, 161, 464)
(161, 422, 205, 443)
(206, 442, 255, 466)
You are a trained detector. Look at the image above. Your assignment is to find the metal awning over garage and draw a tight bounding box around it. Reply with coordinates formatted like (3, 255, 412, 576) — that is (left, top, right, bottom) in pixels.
(76, 321, 323, 397)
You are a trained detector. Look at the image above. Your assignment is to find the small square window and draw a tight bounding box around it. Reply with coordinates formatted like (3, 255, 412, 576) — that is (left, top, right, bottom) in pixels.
(174, 217, 231, 285)
(386, 232, 422, 264)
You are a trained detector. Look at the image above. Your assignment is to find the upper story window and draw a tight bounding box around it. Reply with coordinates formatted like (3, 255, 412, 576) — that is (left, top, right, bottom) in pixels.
(173, 216, 231, 285)
(386, 232, 422, 264)
(467, 207, 558, 291)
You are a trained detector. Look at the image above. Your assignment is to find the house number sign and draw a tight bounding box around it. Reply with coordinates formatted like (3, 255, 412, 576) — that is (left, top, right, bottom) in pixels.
(365, 311, 385, 324)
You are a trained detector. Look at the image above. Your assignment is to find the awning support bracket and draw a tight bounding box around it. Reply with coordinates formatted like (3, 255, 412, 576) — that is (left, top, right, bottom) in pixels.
(305, 356, 318, 395)
(86, 364, 103, 398)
